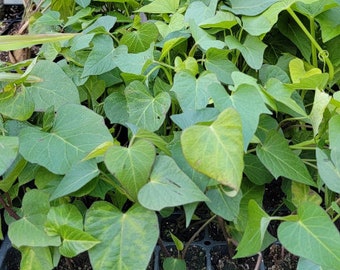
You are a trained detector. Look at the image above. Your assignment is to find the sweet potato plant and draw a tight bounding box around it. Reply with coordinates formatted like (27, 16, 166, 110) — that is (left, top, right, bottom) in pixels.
(0, 0, 340, 269)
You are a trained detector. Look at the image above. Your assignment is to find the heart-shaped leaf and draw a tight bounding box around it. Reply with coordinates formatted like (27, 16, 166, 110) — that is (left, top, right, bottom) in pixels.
(181, 108, 244, 194)
(278, 202, 340, 269)
(85, 202, 158, 270)
(125, 81, 171, 132)
(105, 139, 155, 201)
(138, 155, 208, 211)
(19, 104, 112, 174)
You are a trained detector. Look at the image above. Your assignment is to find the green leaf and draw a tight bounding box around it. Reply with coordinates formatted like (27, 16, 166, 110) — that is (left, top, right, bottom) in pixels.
(256, 130, 315, 186)
(27, 60, 80, 111)
(189, 20, 225, 51)
(293, 0, 337, 18)
(0, 85, 35, 120)
(104, 139, 155, 201)
(51, 0, 75, 21)
(278, 202, 340, 269)
(50, 160, 99, 200)
(0, 136, 19, 175)
(171, 71, 219, 111)
(234, 200, 275, 258)
(0, 155, 27, 192)
(138, 155, 208, 211)
(277, 13, 311, 61)
(309, 90, 331, 135)
(76, 0, 91, 8)
(291, 182, 322, 208)
(329, 114, 340, 150)
(244, 153, 274, 185)
(59, 225, 99, 257)
(19, 104, 112, 174)
(316, 7, 340, 43)
(200, 11, 238, 29)
(170, 232, 184, 251)
(316, 148, 340, 193)
(185, 0, 218, 25)
(137, 0, 179, 13)
(224, 84, 271, 150)
(8, 190, 61, 247)
(85, 203, 158, 270)
(206, 186, 242, 221)
(227, 0, 280, 16)
(104, 90, 129, 125)
(297, 257, 332, 270)
(125, 81, 171, 132)
(181, 108, 244, 194)
(120, 22, 159, 53)
(134, 128, 171, 156)
(205, 48, 239, 85)
(19, 247, 54, 270)
(0, 34, 77, 51)
(163, 258, 186, 270)
(225, 35, 267, 70)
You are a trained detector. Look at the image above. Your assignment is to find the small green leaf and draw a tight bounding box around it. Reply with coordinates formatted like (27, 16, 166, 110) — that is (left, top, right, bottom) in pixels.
(256, 130, 315, 186)
(76, 0, 91, 8)
(120, 22, 159, 53)
(309, 90, 331, 135)
(163, 258, 186, 270)
(206, 186, 242, 221)
(225, 35, 267, 70)
(105, 139, 155, 201)
(0, 85, 35, 120)
(85, 203, 158, 270)
(291, 182, 322, 208)
(125, 81, 171, 132)
(244, 153, 273, 185)
(170, 232, 184, 251)
(104, 90, 129, 125)
(234, 200, 275, 258)
(200, 11, 238, 29)
(181, 108, 244, 194)
(0, 136, 19, 175)
(8, 190, 61, 247)
(19, 247, 54, 270)
(278, 202, 340, 269)
(138, 156, 208, 211)
(50, 160, 99, 200)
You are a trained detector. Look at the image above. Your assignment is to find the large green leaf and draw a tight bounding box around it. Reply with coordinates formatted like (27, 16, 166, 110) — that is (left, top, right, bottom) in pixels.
(138, 155, 208, 211)
(185, 0, 218, 24)
(244, 154, 273, 185)
(200, 11, 238, 29)
(227, 0, 280, 15)
(225, 35, 267, 70)
(19, 104, 112, 174)
(137, 0, 179, 13)
(316, 7, 340, 42)
(0, 85, 34, 120)
(206, 186, 242, 221)
(234, 200, 275, 258)
(316, 148, 340, 193)
(171, 71, 220, 111)
(278, 202, 340, 268)
(256, 130, 315, 186)
(223, 84, 271, 150)
(104, 90, 129, 125)
(8, 190, 61, 248)
(19, 247, 54, 270)
(50, 160, 99, 200)
(104, 139, 156, 201)
(0, 136, 19, 175)
(120, 22, 159, 53)
(85, 202, 158, 270)
(181, 108, 244, 194)
(26, 60, 80, 111)
(125, 81, 171, 132)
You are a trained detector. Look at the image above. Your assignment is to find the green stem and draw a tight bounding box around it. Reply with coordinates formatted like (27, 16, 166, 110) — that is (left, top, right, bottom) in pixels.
(310, 18, 317, 67)
(287, 7, 334, 82)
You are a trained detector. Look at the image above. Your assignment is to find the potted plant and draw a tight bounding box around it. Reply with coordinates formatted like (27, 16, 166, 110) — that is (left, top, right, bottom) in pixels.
(0, 0, 339, 269)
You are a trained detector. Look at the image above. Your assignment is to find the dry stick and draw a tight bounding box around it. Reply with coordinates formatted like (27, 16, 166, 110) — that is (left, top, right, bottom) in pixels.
(181, 215, 216, 259)
(254, 252, 264, 270)
(0, 195, 20, 220)
(158, 238, 171, 258)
